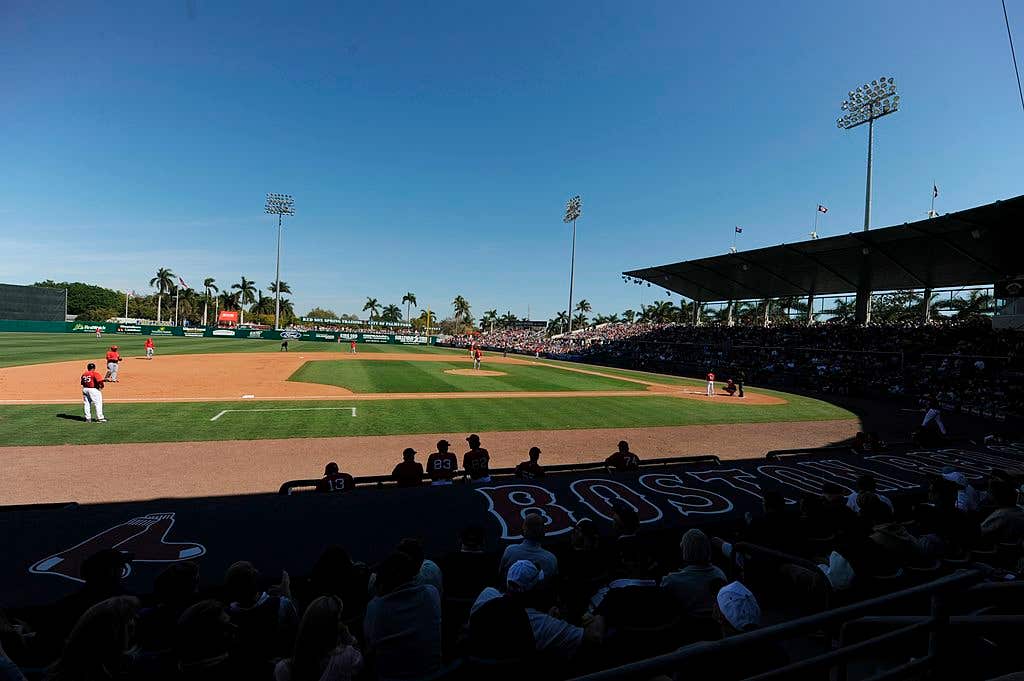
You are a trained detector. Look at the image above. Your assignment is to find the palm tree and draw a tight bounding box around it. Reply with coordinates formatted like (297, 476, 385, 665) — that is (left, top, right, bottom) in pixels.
(949, 289, 993, 318)
(381, 304, 402, 322)
(572, 312, 589, 329)
(202, 277, 218, 326)
(481, 309, 498, 331)
(452, 296, 471, 324)
(230, 276, 257, 325)
(415, 308, 437, 333)
(402, 292, 417, 321)
(622, 309, 636, 324)
(500, 310, 518, 327)
(362, 297, 381, 319)
(267, 281, 292, 295)
(551, 311, 569, 333)
(828, 298, 856, 323)
(149, 267, 176, 323)
(575, 299, 592, 315)
(278, 298, 295, 322)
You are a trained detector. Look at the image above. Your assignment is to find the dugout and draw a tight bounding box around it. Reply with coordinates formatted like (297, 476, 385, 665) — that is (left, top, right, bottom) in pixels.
(0, 283, 67, 322)
(624, 195, 1024, 325)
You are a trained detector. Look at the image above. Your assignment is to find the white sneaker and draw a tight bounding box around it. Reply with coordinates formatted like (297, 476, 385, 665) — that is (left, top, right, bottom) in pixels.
(85, 418, 92, 422)
(97, 418, 107, 423)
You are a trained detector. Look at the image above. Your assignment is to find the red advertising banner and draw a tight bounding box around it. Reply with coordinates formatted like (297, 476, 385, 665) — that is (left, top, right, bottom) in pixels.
(217, 311, 239, 323)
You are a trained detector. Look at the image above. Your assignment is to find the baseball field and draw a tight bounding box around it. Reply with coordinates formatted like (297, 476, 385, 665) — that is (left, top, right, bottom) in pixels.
(0, 332, 858, 504)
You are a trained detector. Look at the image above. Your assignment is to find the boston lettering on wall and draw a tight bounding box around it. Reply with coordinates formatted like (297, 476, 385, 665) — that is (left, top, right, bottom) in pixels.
(3, 443, 1022, 608)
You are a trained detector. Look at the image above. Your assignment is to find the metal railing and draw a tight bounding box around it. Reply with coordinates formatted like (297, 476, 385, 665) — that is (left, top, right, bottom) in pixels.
(278, 454, 722, 495)
(568, 569, 984, 681)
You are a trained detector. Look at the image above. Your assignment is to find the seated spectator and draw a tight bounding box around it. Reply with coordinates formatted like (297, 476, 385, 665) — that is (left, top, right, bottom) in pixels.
(981, 479, 1024, 544)
(369, 538, 443, 598)
(699, 582, 788, 681)
(515, 447, 546, 479)
(846, 475, 894, 514)
(610, 499, 641, 550)
(426, 440, 458, 485)
(45, 596, 140, 681)
(175, 600, 243, 680)
(472, 560, 604, 662)
(274, 595, 362, 681)
(918, 398, 947, 446)
(391, 448, 424, 488)
(588, 542, 668, 631)
(363, 552, 442, 680)
(47, 549, 133, 644)
(815, 483, 861, 539)
(463, 434, 492, 482)
(743, 490, 800, 553)
(557, 518, 607, 621)
(500, 512, 559, 583)
(301, 547, 369, 625)
(661, 529, 727, 618)
(224, 561, 299, 667)
(465, 576, 534, 662)
(316, 462, 354, 493)
(441, 526, 497, 600)
(942, 469, 981, 513)
(136, 561, 199, 652)
(605, 441, 640, 472)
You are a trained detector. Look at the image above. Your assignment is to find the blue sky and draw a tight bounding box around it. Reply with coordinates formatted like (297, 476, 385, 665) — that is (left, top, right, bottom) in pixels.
(2, 0, 1022, 320)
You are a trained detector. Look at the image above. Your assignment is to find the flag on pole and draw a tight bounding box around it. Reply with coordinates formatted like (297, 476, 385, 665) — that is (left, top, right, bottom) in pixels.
(817, 204, 829, 214)
(933, 184, 939, 199)
(178, 277, 190, 290)
(734, 226, 743, 233)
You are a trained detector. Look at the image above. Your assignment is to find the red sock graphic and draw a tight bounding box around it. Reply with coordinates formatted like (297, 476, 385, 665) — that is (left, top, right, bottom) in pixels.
(30, 513, 206, 583)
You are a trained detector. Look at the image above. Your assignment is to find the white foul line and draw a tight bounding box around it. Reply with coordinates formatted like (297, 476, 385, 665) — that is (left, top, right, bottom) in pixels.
(210, 406, 357, 422)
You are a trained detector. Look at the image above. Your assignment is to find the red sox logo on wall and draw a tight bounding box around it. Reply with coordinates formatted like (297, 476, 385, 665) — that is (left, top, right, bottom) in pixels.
(29, 513, 206, 583)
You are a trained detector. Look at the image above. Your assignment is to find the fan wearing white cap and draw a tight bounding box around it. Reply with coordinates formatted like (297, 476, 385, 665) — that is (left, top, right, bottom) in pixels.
(471, 560, 604, 661)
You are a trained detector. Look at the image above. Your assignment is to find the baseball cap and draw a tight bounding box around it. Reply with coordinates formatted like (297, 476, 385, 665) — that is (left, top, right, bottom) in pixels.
(466, 434, 480, 443)
(942, 471, 967, 488)
(437, 439, 450, 449)
(87, 362, 96, 370)
(529, 446, 541, 456)
(506, 560, 544, 591)
(403, 447, 417, 456)
(111, 345, 118, 350)
(325, 462, 339, 475)
(717, 581, 761, 631)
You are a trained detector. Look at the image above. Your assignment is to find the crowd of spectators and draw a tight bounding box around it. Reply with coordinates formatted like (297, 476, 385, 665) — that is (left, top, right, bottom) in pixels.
(447, 319, 1024, 421)
(3, 463, 1022, 681)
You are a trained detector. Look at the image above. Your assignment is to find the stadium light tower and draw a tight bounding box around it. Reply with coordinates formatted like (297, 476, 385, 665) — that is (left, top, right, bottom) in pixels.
(563, 195, 582, 334)
(837, 77, 900, 231)
(265, 193, 295, 329)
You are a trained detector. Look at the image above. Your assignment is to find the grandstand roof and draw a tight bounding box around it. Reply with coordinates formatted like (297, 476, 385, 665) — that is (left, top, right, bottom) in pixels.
(624, 195, 1024, 302)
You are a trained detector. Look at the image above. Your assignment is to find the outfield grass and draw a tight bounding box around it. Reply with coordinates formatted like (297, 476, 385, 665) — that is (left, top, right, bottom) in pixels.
(0, 393, 854, 446)
(289, 359, 638, 393)
(0, 333, 462, 368)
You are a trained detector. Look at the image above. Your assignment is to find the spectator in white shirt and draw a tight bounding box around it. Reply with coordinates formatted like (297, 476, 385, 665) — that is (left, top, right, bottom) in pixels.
(499, 513, 558, 584)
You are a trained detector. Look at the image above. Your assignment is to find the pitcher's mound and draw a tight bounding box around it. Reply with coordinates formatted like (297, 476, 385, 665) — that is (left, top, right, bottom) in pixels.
(444, 368, 508, 377)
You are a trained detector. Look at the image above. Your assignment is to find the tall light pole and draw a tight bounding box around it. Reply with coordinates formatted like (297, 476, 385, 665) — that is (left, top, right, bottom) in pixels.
(837, 77, 900, 231)
(563, 195, 582, 334)
(264, 193, 295, 329)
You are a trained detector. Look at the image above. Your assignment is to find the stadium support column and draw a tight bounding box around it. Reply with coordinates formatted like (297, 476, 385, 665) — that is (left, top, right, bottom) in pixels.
(763, 299, 771, 327)
(922, 287, 932, 322)
(806, 292, 815, 324)
(692, 300, 700, 326)
(726, 300, 734, 326)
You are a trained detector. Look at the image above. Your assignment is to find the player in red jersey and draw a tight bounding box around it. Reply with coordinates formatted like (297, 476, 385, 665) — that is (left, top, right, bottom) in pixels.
(472, 347, 483, 370)
(706, 371, 716, 397)
(144, 337, 155, 360)
(104, 346, 122, 382)
(80, 362, 106, 422)
(463, 434, 491, 482)
(350, 339, 357, 354)
(426, 439, 459, 485)
(315, 462, 354, 493)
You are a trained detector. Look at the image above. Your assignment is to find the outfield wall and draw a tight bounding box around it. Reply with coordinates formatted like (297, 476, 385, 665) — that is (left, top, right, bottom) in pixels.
(0, 320, 438, 345)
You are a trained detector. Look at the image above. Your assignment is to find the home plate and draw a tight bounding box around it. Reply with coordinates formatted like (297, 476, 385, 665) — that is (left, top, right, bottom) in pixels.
(242, 394, 255, 399)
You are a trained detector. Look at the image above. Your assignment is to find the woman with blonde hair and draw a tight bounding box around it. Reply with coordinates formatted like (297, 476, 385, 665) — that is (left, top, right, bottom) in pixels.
(46, 596, 139, 681)
(275, 596, 362, 681)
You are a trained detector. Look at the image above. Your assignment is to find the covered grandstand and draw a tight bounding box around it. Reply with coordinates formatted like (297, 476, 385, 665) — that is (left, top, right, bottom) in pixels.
(624, 195, 1024, 325)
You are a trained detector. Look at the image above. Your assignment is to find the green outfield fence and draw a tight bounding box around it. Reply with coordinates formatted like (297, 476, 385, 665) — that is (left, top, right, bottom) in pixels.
(0, 319, 439, 345)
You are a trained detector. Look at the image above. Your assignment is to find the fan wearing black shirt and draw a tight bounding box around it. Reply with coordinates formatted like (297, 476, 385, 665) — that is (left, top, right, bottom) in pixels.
(605, 440, 640, 472)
